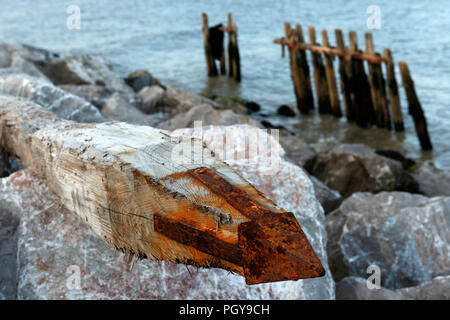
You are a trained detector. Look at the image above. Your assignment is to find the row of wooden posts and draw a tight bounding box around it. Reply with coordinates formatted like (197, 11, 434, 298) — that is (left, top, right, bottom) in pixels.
(202, 13, 241, 82)
(201, 15, 432, 151)
(275, 23, 432, 150)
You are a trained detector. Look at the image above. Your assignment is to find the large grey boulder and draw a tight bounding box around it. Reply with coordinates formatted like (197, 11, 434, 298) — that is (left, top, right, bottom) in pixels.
(327, 192, 449, 289)
(58, 84, 142, 110)
(0, 74, 104, 123)
(39, 54, 129, 92)
(336, 275, 450, 300)
(1, 125, 334, 299)
(336, 277, 404, 300)
(397, 276, 450, 300)
(158, 103, 261, 131)
(305, 144, 419, 198)
(137, 85, 165, 114)
(412, 160, 450, 197)
(100, 93, 164, 127)
(162, 87, 221, 118)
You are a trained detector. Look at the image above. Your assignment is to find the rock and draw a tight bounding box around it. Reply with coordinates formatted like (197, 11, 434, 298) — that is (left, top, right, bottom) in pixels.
(58, 84, 141, 110)
(305, 144, 419, 198)
(0, 153, 23, 178)
(0, 187, 21, 299)
(336, 277, 404, 300)
(0, 42, 59, 68)
(162, 87, 221, 118)
(326, 191, 450, 289)
(277, 105, 296, 117)
(396, 276, 450, 300)
(0, 74, 104, 123)
(158, 103, 261, 131)
(124, 70, 164, 92)
(375, 149, 415, 170)
(39, 54, 129, 91)
(411, 160, 450, 197)
(279, 134, 317, 167)
(336, 275, 450, 300)
(309, 176, 342, 214)
(245, 101, 261, 112)
(100, 92, 164, 127)
(1, 125, 334, 299)
(137, 86, 165, 114)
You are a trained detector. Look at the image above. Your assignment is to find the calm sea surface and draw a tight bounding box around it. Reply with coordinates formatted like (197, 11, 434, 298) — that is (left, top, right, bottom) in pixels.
(1, 1, 449, 169)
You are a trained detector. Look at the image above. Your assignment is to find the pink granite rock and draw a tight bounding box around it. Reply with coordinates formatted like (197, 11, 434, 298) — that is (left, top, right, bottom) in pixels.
(0, 124, 334, 299)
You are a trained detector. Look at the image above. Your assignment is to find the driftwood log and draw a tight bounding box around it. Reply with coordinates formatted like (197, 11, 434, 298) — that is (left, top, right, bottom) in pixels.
(0, 96, 324, 285)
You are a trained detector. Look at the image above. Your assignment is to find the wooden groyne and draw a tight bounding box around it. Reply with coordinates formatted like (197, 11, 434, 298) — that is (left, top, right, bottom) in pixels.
(275, 23, 432, 150)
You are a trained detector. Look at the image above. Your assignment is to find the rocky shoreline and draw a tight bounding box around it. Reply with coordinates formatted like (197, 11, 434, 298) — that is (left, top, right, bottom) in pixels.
(0, 42, 448, 300)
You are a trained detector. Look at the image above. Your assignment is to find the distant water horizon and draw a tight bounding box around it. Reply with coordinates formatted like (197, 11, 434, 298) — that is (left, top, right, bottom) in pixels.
(1, 0, 449, 170)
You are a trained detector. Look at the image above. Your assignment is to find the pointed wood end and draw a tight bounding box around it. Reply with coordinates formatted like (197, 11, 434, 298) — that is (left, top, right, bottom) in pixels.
(239, 211, 325, 285)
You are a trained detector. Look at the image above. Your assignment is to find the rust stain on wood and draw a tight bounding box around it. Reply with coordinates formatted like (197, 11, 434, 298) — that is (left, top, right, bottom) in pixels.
(156, 166, 325, 285)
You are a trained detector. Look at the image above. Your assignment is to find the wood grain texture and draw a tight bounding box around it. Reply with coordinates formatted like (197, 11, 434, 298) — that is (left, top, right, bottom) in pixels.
(0, 96, 324, 284)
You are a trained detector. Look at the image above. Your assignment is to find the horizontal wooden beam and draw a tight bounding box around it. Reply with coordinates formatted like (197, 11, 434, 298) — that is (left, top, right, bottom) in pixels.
(0, 96, 325, 285)
(274, 38, 387, 64)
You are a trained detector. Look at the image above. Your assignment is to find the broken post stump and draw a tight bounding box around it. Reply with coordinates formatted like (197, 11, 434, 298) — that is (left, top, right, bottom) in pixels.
(335, 29, 352, 121)
(399, 62, 433, 150)
(0, 96, 325, 285)
(202, 13, 218, 77)
(296, 24, 315, 112)
(365, 33, 391, 129)
(348, 31, 374, 127)
(384, 49, 404, 131)
(284, 23, 310, 114)
(308, 26, 331, 114)
(322, 29, 342, 117)
(225, 13, 241, 82)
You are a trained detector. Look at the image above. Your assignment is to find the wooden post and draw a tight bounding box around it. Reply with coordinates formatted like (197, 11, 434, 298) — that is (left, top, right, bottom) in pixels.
(296, 25, 315, 111)
(226, 13, 241, 82)
(202, 13, 218, 77)
(308, 26, 331, 114)
(348, 31, 374, 127)
(322, 30, 342, 117)
(227, 13, 234, 78)
(365, 33, 391, 129)
(231, 22, 241, 82)
(285, 23, 311, 114)
(399, 62, 432, 150)
(335, 29, 352, 121)
(0, 96, 325, 285)
(384, 49, 404, 131)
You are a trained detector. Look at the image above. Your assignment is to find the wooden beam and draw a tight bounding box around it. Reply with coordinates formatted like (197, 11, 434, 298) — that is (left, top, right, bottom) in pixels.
(274, 38, 387, 64)
(384, 49, 404, 131)
(322, 30, 342, 117)
(0, 96, 325, 285)
(399, 62, 432, 150)
(308, 26, 331, 114)
(202, 13, 218, 77)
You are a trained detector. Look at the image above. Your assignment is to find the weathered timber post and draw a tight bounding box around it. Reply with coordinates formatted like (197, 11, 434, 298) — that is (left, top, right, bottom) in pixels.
(348, 31, 374, 127)
(322, 30, 342, 117)
(399, 62, 432, 150)
(384, 49, 404, 131)
(227, 13, 234, 78)
(365, 33, 391, 129)
(335, 29, 352, 121)
(202, 13, 218, 77)
(226, 13, 241, 82)
(0, 96, 326, 285)
(284, 23, 310, 114)
(296, 25, 315, 111)
(308, 26, 331, 114)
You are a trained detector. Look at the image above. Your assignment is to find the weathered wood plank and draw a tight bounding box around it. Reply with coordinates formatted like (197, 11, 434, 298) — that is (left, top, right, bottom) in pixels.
(0, 96, 324, 284)
(399, 62, 432, 150)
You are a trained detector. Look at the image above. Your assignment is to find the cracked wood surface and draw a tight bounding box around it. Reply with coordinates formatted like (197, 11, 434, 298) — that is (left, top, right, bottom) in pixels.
(0, 95, 324, 284)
